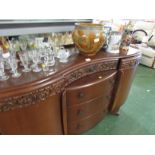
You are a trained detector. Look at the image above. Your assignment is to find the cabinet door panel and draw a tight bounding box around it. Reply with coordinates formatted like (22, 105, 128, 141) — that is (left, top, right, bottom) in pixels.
(0, 94, 63, 135)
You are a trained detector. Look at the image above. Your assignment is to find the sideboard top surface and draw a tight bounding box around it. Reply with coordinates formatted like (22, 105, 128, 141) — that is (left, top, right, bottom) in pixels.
(0, 47, 140, 93)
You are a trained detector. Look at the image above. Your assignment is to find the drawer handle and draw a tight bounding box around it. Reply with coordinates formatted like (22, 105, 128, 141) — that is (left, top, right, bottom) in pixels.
(76, 124, 81, 130)
(106, 95, 111, 101)
(103, 108, 108, 113)
(78, 92, 85, 99)
(109, 79, 115, 85)
(77, 109, 84, 116)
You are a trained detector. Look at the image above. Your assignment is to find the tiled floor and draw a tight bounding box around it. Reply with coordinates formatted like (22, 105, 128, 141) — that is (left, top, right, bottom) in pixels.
(83, 65, 155, 135)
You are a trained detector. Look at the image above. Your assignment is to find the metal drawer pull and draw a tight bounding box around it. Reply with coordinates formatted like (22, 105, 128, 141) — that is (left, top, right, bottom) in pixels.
(77, 109, 84, 116)
(109, 79, 114, 85)
(76, 124, 81, 130)
(106, 95, 111, 100)
(78, 92, 85, 99)
(103, 108, 108, 113)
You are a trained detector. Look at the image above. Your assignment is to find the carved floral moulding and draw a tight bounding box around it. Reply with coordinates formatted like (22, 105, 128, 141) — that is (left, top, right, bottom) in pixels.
(0, 60, 118, 112)
(0, 79, 66, 112)
(64, 60, 118, 85)
(120, 56, 141, 69)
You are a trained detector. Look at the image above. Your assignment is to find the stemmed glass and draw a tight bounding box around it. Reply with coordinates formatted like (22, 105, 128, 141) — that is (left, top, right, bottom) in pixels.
(18, 51, 31, 72)
(0, 54, 9, 81)
(35, 37, 44, 63)
(30, 49, 42, 72)
(47, 47, 55, 66)
(17, 39, 31, 72)
(49, 33, 61, 58)
(9, 52, 21, 78)
(42, 54, 49, 72)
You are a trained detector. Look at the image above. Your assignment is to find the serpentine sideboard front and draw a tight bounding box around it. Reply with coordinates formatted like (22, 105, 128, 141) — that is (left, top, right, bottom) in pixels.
(0, 47, 141, 135)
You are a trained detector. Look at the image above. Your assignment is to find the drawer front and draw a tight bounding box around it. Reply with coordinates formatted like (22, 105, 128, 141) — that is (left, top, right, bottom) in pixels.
(67, 94, 110, 122)
(66, 72, 116, 107)
(68, 109, 108, 135)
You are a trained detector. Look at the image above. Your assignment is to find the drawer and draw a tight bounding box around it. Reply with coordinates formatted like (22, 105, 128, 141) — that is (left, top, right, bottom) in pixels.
(67, 108, 108, 135)
(67, 94, 110, 122)
(66, 71, 116, 107)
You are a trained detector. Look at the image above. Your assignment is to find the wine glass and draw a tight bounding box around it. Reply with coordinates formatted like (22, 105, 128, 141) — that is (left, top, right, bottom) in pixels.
(35, 37, 44, 63)
(0, 54, 9, 81)
(9, 53, 21, 78)
(47, 47, 55, 66)
(30, 49, 42, 72)
(42, 53, 49, 72)
(18, 51, 31, 72)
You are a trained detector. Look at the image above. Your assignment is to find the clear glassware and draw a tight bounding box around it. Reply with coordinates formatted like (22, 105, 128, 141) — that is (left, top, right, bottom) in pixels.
(103, 26, 112, 49)
(58, 47, 70, 63)
(18, 35, 29, 48)
(42, 53, 49, 72)
(35, 37, 44, 48)
(0, 55, 9, 81)
(47, 47, 55, 66)
(9, 54, 21, 78)
(107, 31, 123, 52)
(35, 37, 44, 63)
(41, 42, 50, 59)
(27, 50, 34, 69)
(31, 49, 42, 72)
(42, 47, 56, 73)
(18, 51, 31, 72)
(3, 57, 11, 70)
(13, 38, 31, 73)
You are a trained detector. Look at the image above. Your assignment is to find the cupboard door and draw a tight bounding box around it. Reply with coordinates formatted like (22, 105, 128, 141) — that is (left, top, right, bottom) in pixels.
(0, 94, 63, 135)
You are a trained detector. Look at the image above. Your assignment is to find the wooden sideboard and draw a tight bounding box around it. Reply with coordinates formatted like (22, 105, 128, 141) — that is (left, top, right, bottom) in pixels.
(0, 47, 141, 135)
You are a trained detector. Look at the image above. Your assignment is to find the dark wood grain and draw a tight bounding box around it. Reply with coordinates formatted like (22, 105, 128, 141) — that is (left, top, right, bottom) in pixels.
(0, 94, 63, 134)
(67, 110, 108, 135)
(66, 71, 117, 107)
(109, 55, 141, 114)
(0, 46, 141, 134)
(64, 70, 117, 134)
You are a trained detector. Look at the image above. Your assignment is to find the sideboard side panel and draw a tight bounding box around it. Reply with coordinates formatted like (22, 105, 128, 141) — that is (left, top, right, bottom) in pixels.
(109, 55, 141, 114)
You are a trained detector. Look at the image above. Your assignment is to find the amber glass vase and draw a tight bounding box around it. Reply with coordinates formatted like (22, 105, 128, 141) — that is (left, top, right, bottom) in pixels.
(72, 23, 106, 57)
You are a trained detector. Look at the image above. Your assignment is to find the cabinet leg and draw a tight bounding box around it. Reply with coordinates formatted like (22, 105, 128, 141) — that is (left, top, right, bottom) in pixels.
(111, 112, 120, 116)
(109, 107, 120, 116)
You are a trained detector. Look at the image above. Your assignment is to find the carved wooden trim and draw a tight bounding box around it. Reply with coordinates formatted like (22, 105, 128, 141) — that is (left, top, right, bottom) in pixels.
(0, 60, 118, 112)
(64, 60, 118, 85)
(0, 79, 65, 112)
(120, 57, 141, 69)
